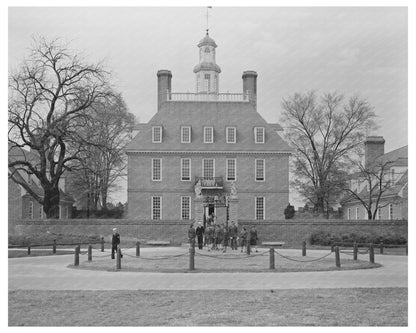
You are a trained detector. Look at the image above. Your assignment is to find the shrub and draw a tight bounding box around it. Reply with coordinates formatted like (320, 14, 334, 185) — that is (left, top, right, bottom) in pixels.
(309, 231, 407, 246)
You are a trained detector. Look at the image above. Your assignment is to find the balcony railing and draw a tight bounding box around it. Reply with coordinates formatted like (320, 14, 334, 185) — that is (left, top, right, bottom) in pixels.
(168, 92, 249, 102)
(195, 176, 224, 189)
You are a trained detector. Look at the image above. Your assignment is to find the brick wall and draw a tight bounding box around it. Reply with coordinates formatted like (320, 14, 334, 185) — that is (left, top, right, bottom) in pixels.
(9, 218, 407, 247)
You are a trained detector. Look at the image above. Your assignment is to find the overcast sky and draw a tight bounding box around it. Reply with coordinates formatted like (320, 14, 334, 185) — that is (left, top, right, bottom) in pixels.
(8, 6, 408, 205)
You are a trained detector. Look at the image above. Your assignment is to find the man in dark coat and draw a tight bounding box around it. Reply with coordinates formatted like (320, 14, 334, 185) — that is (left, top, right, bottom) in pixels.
(249, 225, 258, 252)
(111, 228, 123, 259)
(195, 222, 205, 249)
(229, 221, 238, 250)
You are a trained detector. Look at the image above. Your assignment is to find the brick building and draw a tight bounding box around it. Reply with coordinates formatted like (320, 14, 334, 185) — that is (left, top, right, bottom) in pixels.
(125, 32, 292, 225)
(341, 137, 408, 220)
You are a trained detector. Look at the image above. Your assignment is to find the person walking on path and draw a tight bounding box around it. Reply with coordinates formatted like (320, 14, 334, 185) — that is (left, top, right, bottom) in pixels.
(206, 223, 214, 251)
(196, 222, 205, 250)
(239, 226, 247, 253)
(229, 221, 238, 250)
(249, 225, 258, 252)
(215, 224, 223, 251)
(188, 223, 196, 246)
(111, 228, 123, 259)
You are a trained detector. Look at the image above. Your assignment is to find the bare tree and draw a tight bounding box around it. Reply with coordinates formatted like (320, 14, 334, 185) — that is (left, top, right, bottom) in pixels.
(342, 157, 405, 220)
(8, 37, 112, 218)
(66, 93, 135, 213)
(280, 91, 376, 214)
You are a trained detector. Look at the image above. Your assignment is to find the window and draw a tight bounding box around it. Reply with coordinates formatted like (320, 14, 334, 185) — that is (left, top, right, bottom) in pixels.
(355, 207, 359, 220)
(226, 127, 236, 143)
(389, 204, 393, 220)
(204, 74, 211, 92)
(29, 201, 33, 219)
(377, 206, 381, 220)
(151, 196, 162, 220)
(152, 158, 162, 181)
(204, 126, 214, 143)
(347, 208, 351, 220)
(181, 126, 191, 143)
(181, 196, 191, 220)
(181, 158, 191, 181)
(39, 206, 43, 219)
(254, 127, 265, 144)
(152, 126, 162, 143)
(203, 158, 215, 178)
(66, 207, 69, 219)
(255, 197, 265, 220)
(226, 159, 236, 181)
(59, 205, 62, 219)
(255, 159, 265, 181)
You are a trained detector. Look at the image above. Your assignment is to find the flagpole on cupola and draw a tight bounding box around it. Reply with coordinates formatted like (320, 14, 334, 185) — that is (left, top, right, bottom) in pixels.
(206, 6, 212, 34)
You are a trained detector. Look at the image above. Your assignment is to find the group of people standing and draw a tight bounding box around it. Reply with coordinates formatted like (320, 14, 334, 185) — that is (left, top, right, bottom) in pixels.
(188, 221, 258, 253)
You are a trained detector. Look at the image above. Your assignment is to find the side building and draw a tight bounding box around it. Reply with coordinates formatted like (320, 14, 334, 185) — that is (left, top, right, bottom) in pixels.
(125, 32, 292, 224)
(341, 136, 408, 220)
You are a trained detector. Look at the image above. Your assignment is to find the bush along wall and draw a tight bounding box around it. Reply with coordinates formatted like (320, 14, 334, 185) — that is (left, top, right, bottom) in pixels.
(309, 231, 407, 246)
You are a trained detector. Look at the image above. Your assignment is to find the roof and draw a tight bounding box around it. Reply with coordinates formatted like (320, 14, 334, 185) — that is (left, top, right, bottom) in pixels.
(193, 62, 221, 74)
(125, 101, 292, 153)
(374, 145, 408, 166)
(197, 32, 217, 48)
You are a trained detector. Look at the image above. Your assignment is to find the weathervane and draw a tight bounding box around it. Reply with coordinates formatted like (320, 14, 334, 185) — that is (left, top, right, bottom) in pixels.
(206, 6, 212, 34)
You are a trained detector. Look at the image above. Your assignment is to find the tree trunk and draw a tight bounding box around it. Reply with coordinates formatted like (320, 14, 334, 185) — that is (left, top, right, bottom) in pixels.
(315, 196, 325, 214)
(43, 186, 60, 219)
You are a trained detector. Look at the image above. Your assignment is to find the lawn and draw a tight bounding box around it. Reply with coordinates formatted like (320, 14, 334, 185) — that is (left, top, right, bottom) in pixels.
(72, 247, 380, 273)
(8, 288, 407, 326)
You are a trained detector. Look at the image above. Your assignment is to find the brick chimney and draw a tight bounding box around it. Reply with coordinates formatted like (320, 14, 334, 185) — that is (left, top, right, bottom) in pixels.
(157, 70, 172, 111)
(365, 136, 385, 168)
(242, 70, 257, 107)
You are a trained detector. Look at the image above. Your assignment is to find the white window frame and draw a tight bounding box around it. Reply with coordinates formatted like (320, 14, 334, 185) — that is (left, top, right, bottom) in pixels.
(59, 205, 62, 219)
(226, 158, 237, 181)
(347, 208, 351, 220)
(389, 204, 393, 220)
(255, 159, 265, 182)
(355, 207, 359, 220)
(204, 126, 214, 143)
(181, 196, 191, 220)
(255, 197, 265, 220)
(39, 205, 44, 219)
(181, 126, 191, 143)
(254, 127, 265, 144)
(202, 158, 215, 178)
(151, 196, 162, 220)
(226, 127, 236, 144)
(152, 126, 163, 143)
(29, 201, 34, 219)
(181, 158, 191, 181)
(152, 158, 162, 181)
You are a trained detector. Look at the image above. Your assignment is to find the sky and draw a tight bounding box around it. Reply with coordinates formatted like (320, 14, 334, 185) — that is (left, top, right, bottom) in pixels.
(7, 6, 409, 206)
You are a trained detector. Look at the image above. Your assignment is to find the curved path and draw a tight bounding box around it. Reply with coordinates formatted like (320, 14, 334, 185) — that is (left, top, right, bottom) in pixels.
(8, 248, 407, 290)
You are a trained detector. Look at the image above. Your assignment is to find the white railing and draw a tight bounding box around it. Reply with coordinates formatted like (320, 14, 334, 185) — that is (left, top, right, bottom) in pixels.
(168, 92, 249, 102)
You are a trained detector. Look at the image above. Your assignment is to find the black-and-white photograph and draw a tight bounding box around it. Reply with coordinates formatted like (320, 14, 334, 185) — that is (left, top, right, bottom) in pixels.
(6, 1, 411, 328)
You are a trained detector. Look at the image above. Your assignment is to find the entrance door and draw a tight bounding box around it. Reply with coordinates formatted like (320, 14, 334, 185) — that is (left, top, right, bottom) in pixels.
(204, 204, 215, 227)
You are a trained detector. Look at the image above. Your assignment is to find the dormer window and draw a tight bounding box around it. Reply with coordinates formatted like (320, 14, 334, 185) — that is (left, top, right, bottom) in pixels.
(226, 127, 236, 143)
(254, 127, 265, 144)
(181, 126, 191, 143)
(204, 126, 214, 143)
(152, 126, 162, 143)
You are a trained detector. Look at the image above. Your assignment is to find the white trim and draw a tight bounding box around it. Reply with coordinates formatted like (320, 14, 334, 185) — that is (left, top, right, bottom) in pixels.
(226, 127, 236, 144)
(255, 159, 265, 182)
(151, 158, 162, 181)
(181, 196, 191, 220)
(202, 158, 215, 178)
(226, 158, 237, 181)
(355, 207, 359, 220)
(254, 127, 265, 144)
(203, 126, 214, 143)
(181, 126, 191, 143)
(152, 126, 163, 143)
(347, 208, 351, 220)
(180, 158, 191, 181)
(255, 196, 265, 220)
(151, 196, 162, 220)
